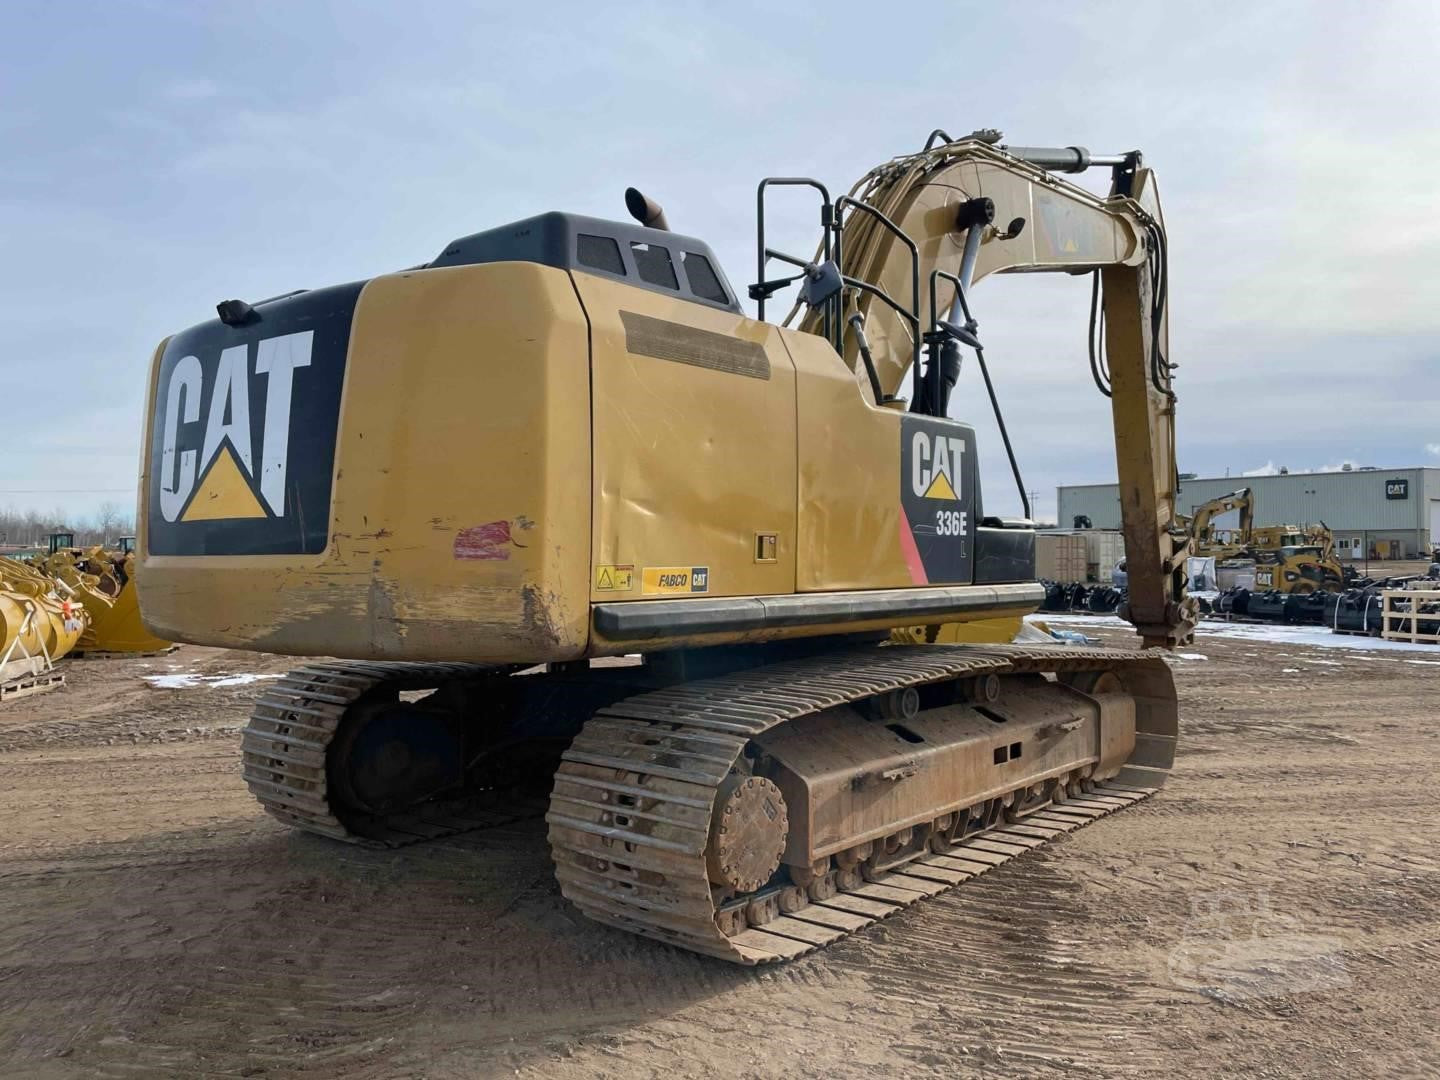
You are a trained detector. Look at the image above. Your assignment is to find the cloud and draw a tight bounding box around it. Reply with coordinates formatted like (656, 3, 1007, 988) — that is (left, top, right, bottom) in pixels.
(161, 78, 220, 101)
(1241, 460, 1373, 477)
(5, 3, 1440, 521)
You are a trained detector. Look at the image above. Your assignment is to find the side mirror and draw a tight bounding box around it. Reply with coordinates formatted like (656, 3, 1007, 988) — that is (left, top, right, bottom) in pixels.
(798, 260, 843, 308)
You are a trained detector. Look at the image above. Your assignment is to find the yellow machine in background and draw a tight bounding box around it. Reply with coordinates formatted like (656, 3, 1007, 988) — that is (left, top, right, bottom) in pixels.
(1251, 530, 1345, 593)
(138, 129, 1193, 964)
(1181, 490, 1344, 592)
(38, 533, 174, 655)
(0, 555, 86, 701)
(1180, 487, 1254, 561)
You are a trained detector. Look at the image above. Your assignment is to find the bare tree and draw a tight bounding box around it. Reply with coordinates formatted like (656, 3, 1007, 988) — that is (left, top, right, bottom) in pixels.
(0, 503, 138, 551)
(96, 501, 124, 543)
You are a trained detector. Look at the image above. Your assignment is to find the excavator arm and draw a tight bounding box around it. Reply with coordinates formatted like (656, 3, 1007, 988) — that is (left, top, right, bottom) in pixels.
(785, 133, 1195, 647)
(1186, 487, 1255, 547)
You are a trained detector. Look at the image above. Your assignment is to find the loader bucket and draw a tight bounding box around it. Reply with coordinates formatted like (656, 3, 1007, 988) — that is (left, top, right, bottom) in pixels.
(36, 551, 171, 655)
(81, 579, 172, 654)
(1, 556, 87, 682)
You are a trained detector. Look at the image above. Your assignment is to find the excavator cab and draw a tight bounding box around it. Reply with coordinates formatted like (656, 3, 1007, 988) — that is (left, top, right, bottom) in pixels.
(46, 532, 75, 556)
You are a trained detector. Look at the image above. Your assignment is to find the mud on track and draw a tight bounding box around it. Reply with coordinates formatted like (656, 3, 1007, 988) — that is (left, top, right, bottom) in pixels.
(1, 635, 1437, 1078)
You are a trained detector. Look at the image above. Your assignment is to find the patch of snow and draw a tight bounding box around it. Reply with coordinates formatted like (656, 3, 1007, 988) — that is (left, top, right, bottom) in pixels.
(211, 673, 282, 687)
(1028, 613, 1440, 655)
(1281, 668, 1302, 673)
(144, 672, 281, 690)
(1175, 653, 1209, 661)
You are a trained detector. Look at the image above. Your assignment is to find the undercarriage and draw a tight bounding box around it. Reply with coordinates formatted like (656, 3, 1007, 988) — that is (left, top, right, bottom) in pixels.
(242, 641, 1176, 964)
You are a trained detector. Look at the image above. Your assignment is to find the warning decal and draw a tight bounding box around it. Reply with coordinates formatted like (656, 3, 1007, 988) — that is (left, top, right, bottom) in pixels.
(594, 564, 635, 592)
(642, 566, 709, 595)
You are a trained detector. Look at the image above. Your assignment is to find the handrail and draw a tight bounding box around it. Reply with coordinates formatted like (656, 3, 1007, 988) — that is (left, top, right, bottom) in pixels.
(835, 196, 921, 404)
(753, 178, 832, 333)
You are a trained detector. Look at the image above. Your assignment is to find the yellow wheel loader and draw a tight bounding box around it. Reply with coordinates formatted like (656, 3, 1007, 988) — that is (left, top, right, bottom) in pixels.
(137, 129, 1195, 963)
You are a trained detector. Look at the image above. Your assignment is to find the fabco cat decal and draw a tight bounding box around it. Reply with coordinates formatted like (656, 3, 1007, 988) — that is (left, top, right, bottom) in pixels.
(899, 417, 977, 585)
(147, 280, 363, 555)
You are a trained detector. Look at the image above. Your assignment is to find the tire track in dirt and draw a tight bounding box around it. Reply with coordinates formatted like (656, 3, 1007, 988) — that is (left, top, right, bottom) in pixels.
(3, 637, 1440, 1078)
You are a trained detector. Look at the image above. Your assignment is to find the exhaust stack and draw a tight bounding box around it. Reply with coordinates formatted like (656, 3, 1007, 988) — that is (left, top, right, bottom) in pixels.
(624, 187, 669, 231)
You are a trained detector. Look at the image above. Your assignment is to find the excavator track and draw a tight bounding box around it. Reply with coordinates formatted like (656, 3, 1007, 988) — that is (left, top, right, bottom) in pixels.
(242, 660, 544, 846)
(547, 642, 1175, 964)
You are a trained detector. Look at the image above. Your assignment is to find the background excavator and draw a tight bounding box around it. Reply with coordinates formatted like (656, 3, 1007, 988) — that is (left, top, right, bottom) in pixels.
(136, 128, 1193, 964)
(1182, 488, 1344, 593)
(1180, 487, 1255, 561)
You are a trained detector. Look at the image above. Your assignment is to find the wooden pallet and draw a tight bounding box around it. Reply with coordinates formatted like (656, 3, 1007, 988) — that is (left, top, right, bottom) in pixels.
(72, 644, 179, 660)
(1381, 588, 1440, 645)
(0, 669, 65, 703)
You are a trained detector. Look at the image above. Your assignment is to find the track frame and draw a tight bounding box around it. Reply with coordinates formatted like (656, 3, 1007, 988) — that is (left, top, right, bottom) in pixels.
(548, 642, 1176, 963)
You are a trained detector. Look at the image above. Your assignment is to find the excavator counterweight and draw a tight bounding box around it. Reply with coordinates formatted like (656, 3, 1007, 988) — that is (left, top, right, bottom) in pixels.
(137, 130, 1189, 963)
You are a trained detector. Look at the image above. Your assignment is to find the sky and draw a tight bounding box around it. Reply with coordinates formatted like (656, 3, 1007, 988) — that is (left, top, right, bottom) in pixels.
(3, 1, 1438, 525)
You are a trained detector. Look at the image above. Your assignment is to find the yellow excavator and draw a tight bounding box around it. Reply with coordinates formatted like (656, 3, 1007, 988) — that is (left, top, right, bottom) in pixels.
(38, 532, 173, 655)
(1182, 489, 1344, 593)
(136, 128, 1194, 963)
(1181, 487, 1254, 560)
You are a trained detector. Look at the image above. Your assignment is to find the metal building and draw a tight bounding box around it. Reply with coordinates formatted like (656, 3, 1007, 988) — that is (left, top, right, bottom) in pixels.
(1058, 467, 1440, 560)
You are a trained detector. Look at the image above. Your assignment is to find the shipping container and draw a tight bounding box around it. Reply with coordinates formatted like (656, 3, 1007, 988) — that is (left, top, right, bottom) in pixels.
(1036, 533, 1088, 583)
(1037, 530, 1125, 582)
(1081, 531, 1126, 582)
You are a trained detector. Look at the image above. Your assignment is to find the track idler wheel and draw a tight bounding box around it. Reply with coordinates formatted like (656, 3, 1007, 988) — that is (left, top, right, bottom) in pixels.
(328, 699, 464, 815)
(706, 774, 788, 893)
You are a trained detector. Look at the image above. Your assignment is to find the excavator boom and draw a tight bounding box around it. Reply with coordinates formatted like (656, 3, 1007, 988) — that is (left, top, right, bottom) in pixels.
(789, 136, 1193, 646)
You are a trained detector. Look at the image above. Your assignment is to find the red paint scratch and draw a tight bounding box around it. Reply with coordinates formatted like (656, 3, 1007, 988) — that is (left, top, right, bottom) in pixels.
(454, 520, 514, 560)
(898, 511, 929, 585)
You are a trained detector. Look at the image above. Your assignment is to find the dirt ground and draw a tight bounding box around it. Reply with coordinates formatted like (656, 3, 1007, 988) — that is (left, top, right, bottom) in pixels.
(2, 627, 1437, 1079)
